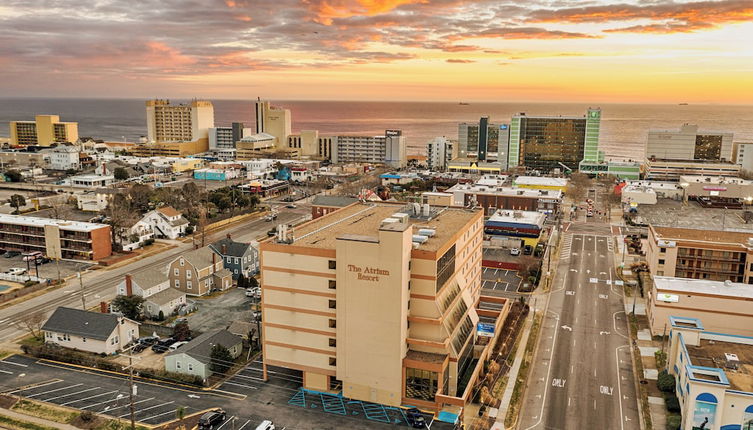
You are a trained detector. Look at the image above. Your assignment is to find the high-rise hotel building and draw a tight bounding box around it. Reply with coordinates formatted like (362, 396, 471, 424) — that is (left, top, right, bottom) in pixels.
(10, 115, 79, 146)
(260, 202, 510, 415)
(508, 108, 601, 173)
(135, 99, 214, 157)
(458, 117, 509, 167)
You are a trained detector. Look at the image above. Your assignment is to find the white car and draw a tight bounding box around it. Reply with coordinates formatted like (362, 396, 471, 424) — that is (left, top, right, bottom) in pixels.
(168, 341, 188, 351)
(246, 287, 261, 299)
(510, 248, 521, 256)
(6, 267, 26, 276)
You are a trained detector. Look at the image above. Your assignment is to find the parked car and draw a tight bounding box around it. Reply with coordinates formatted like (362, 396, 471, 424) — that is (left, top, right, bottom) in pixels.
(264, 213, 277, 221)
(254, 420, 275, 430)
(151, 338, 177, 353)
(509, 247, 521, 256)
(198, 409, 227, 430)
(4, 251, 20, 258)
(246, 287, 261, 299)
(35, 256, 51, 264)
(267, 228, 277, 237)
(0, 249, 7, 255)
(252, 310, 262, 321)
(22, 251, 43, 262)
(523, 245, 533, 255)
(138, 336, 159, 345)
(6, 267, 26, 276)
(405, 408, 426, 428)
(285, 204, 297, 209)
(168, 341, 188, 351)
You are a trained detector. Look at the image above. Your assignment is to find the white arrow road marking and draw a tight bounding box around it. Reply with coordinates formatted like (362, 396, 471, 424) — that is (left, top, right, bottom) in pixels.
(561, 325, 573, 331)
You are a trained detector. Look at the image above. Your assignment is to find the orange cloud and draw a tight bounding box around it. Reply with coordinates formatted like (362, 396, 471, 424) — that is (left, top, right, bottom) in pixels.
(446, 59, 474, 63)
(306, 0, 426, 24)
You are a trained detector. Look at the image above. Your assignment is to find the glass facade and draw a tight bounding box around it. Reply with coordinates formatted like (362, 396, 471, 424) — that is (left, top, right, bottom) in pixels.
(694, 134, 723, 160)
(518, 117, 587, 172)
(405, 368, 444, 401)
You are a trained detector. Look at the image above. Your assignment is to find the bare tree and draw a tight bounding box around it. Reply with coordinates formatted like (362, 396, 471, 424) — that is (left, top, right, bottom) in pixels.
(16, 312, 46, 340)
(47, 195, 73, 220)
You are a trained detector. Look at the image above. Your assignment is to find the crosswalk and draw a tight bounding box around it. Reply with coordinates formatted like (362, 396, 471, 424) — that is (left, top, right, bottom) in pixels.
(607, 236, 614, 253)
(560, 233, 573, 260)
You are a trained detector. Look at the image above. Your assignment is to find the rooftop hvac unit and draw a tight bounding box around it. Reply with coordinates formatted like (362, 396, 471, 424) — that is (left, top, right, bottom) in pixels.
(724, 280, 734, 287)
(422, 204, 431, 217)
(412, 203, 421, 216)
(381, 217, 399, 225)
(724, 352, 740, 370)
(412, 235, 428, 244)
(517, 190, 524, 195)
(513, 212, 523, 218)
(418, 228, 436, 237)
(393, 213, 410, 224)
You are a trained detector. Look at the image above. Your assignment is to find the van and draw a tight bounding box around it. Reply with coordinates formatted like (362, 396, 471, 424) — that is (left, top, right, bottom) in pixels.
(168, 341, 188, 351)
(254, 420, 275, 430)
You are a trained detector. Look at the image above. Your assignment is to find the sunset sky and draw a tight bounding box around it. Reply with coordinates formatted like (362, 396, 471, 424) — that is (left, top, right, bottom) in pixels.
(1, 0, 752, 103)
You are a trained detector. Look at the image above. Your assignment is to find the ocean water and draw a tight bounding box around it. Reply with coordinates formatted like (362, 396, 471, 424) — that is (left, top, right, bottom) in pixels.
(1, 98, 752, 161)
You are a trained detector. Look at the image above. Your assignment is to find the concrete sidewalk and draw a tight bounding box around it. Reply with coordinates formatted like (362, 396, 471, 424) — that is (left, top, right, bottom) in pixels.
(490, 312, 533, 430)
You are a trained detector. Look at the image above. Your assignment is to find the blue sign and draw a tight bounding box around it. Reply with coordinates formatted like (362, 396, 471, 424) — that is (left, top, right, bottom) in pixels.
(500, 124, 508, 130)
(477, 322, 495, 337)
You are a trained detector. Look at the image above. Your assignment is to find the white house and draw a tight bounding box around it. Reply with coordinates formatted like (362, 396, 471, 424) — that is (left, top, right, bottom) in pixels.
(42, 307, 139, 355)
(76, 191, 110, 212)
(114, 269, 185, 319)
(136, 206, 190, 240)
(49, 145, 81, 171)
(164, 330, 243, 380)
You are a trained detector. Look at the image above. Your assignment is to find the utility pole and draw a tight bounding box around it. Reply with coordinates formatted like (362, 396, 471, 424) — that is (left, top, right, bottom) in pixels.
(78, 271, 86, 310)
(123, 350, 137, 430)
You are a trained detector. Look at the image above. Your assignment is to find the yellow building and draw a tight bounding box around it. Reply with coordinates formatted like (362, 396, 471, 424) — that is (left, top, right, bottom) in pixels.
(130, 140, 209, 157)
(255, 99, 291, 151)
(10, 115, 78, 146)
(260, 202, 510, 418)
(171, 158, 204, 172)
(142, 99, 213, 156)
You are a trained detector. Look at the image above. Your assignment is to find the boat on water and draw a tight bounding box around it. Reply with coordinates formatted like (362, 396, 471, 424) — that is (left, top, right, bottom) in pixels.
(459, 102, 469, 105)
(679, 102, 689, 105)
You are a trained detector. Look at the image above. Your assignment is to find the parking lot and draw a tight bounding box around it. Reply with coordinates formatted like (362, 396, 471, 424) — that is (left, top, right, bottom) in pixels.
(0, 253, 86, 281)
(481, 267, 523, 295)
(185, 287, 254, 333)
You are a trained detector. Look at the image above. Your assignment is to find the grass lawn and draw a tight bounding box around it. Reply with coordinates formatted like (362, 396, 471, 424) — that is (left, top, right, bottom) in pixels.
(12, 399, 78, 424)
(0, 414, 58, 430)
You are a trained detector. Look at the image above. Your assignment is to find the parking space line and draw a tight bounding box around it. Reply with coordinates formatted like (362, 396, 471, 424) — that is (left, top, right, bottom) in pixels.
(80, 394, 127, 410)
(140, 406, 186, 424)
(0, 369, 12, 374)
(222, 381, 259, 390)
(215, 416, 235, 430)
(6, 379, 62, 395)
(0, 360, 28, 368)
(43, 386, 100, 402)
(101, 397, 153, 413)
(61, 390, 119, 406)
(238, 420, 251, 430)
(26, 383, 82, 398)
(120, 401, 174, 418)
(233, 374, 265, 382)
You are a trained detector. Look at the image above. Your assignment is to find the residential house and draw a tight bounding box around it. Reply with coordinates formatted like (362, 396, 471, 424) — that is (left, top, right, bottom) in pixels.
(310, 195, 357, 220)
(76, 189, 116, 212)
(136, 206, 190, 239)
(114, 269, 186, 319)
(208, 235, 259, 279)
(164, 329, 243, 380)
(41, 307, 139, 355)
(168, 247, 232, 296)
(49, 145, 81, 171)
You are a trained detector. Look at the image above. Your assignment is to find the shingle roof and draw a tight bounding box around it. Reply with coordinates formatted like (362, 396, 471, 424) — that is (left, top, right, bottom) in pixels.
(42, 307, 133, 341)
(179, 247, 217, 269)
(157, 206, 181, 218)
(128, 267, 167, 289)
(311, 195, 358, 208)
(145, 287, 185, 306)
(209, 238, 252, 258)
(166, 329, 241, 364)
(226, 321, 254, 339)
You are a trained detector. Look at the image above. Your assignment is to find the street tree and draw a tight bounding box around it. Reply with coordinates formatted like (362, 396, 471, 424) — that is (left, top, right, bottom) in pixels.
(4, 170, 22, 182)
(210, 344, 234, 374)
(113, 167, 129, 181)
(173, 321, 191, 341)
(8, 194, 25, 214)
(16, 312, 46, 340)
(111, 295, 145, 320)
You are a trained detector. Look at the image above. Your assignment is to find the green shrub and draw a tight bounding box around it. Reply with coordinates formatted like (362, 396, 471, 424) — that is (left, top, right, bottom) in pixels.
(666, 414, 682, 430)
(655, 350, 667, 370)
(665, 394, 681, 413)
(657, 370, 676, 393)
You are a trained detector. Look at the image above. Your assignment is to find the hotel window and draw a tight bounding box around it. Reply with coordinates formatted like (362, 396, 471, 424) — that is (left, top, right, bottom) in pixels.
(328, 260, 336, 269)
(328, 280, 336, 289)
(329, 319, 336, 328)
(329, 357, 336, 366)
(329, 338, 336, 347)
(328, 300, 336, 309)
(658, 259, 665, 265)
(659, 247, 666, 253)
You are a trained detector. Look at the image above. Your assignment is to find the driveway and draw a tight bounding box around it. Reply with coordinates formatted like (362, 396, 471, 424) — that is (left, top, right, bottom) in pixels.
(185, 288, 253, 333)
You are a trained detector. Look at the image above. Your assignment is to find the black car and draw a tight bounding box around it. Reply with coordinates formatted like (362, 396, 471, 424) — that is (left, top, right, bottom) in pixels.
(267, 228, 277, 237)
(151, 338, 176, 353)
(4, 251, 20, 258)
(198, 409, 226, 430)
(523, 245, 533, 255)
(405, 408, 426, 428)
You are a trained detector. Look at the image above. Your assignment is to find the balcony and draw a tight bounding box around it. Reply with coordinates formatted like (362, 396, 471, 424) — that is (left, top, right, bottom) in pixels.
(677, 252, 743, 262)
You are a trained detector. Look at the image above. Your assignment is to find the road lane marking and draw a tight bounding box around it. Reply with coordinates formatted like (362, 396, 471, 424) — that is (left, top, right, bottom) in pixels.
(6, 379, 61, 394)
(616, 345, 627, 430)
(80, 394, 127, 410)
(522, 310, 560, 430)
(222, 381, 259, 390)
(0, 360, 28, 367)
(215, 416, 235, 430)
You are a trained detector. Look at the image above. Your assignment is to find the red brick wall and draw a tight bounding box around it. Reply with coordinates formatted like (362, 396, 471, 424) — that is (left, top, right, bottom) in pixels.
(89, 226, 113, 260)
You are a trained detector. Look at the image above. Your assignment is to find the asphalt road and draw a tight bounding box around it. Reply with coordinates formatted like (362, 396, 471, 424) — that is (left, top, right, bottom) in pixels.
(0, 205, 310, 343)
(518, 222, 640, 430)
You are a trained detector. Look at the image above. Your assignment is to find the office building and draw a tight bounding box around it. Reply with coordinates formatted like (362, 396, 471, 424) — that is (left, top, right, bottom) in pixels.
(260, 202, 511, 415)
(483, 210, 546, 247)
(442, 182, 561, 215)
(331, 130, 407, 168)
(733, 142, 753, 172)
(140, 99, 214, 156)
(508, 108, 601, 173)
(0, 213, 111, 260)
(678, 175, 753, 202)
(646, 225, 753, 283)
(458, 118, 509, 166)
(512, 176, 568, 192)
(643, 157, 740, 181)
(288, 130, 335, 159)
(648, 277, 753, 337)
(426, 137, 454, 171)
(255, 99, 291, 150)
(10, 115, 79, 146)
(236, 133, 277, 159)
(646, 124, 733, 162)
(209, 123, 246, 150)
(666, 317, 753, 430)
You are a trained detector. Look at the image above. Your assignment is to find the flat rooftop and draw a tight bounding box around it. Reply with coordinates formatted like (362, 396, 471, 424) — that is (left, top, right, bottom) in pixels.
(652, 226, 753, 245)
(679, 175, 753, 185)
(487, 210, 546, 226)
(634, 199, 753, 232)
(513, 176, 568, 187)
(448, 184, 562, 199)
(626, 180, 681, 190)
(0, 213, 108, 232)
(653, 276, 753, 300)
(288, 202, 479, 251)
(685, 339, 753, 392)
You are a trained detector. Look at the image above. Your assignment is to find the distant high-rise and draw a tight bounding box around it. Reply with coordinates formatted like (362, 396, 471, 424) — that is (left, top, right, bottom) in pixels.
(209, 122, 246, 150)
(508, 108, 601, 173)
(646, 124, 733, 161)
(10, 115, 78, 146)
(331, 130, 406, 168)
(426, 137, 454, 171)
(458, 117, 509, 166)
(145, 99, 214, 144)
(254, 98, 291, 150)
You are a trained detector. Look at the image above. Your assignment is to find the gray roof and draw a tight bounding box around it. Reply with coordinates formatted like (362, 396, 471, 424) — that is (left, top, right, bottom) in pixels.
(312, 195, 358, 208)
(41, 307, 133, 341)
(129, 267, 167, 289)
(226, 321, 254, 339)
(213, 268, 232, 279)
(209, 238, 252, 258)
(145, 287, 185, 306)
(179, 247, 217, 269)
(166, 329, 242, 364)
